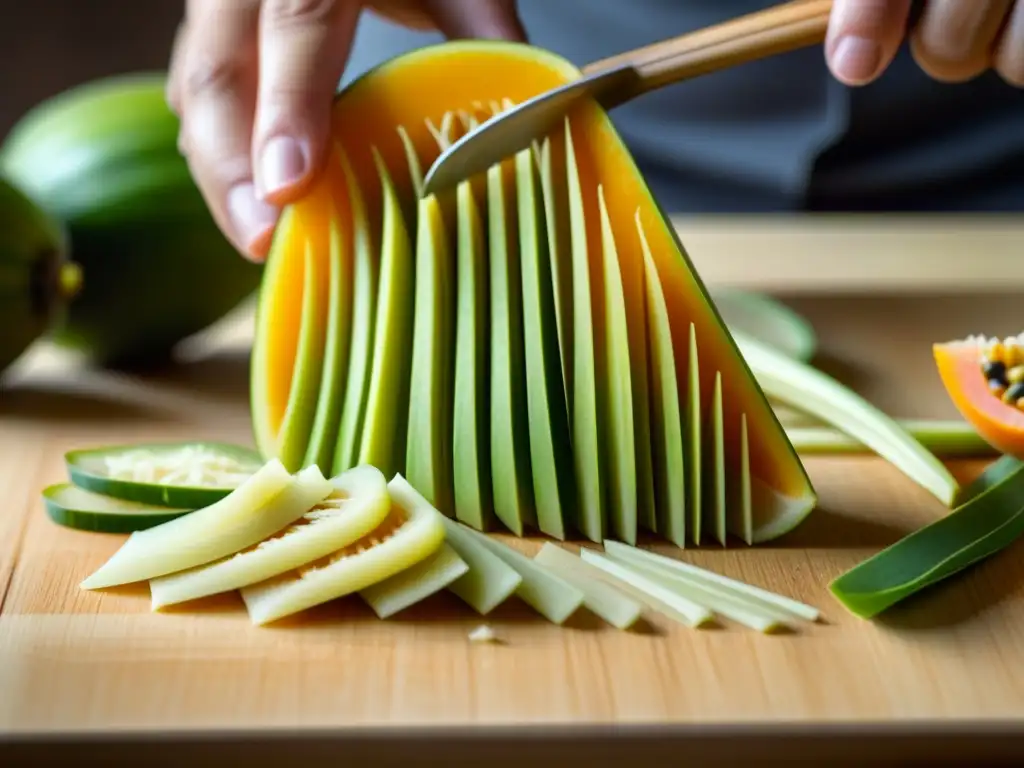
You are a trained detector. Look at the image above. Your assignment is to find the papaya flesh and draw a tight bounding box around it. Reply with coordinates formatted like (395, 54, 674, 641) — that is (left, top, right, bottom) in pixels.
(0, 73, 262, 368)
(250, 40, 817, 547)
(0, 175, 80, 379)
(934, 334, 1024, 459)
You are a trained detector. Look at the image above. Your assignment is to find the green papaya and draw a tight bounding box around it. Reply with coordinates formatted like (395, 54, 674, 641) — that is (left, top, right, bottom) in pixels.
(0, 72, 262, 368)
(0, 175, 80, 379)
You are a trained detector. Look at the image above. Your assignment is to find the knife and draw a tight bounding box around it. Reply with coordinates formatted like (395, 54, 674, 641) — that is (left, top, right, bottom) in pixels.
(421, 0, 923, 198)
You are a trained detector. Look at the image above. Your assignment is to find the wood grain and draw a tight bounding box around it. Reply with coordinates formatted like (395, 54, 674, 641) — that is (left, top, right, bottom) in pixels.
(2, 251, 1024, 762)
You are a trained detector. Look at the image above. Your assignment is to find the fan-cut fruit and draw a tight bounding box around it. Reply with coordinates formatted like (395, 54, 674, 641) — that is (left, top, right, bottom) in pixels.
(249, 40, 817, 547)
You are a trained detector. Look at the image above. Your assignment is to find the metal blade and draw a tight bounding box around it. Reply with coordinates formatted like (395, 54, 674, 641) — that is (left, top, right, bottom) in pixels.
(420, 64, 638, 198)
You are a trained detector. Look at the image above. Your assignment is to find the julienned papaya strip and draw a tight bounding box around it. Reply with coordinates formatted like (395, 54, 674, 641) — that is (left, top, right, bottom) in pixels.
(829, 455, 1024, 618)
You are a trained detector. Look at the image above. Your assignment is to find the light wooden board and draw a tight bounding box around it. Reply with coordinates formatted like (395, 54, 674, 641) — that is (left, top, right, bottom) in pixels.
(2, 278, 1024, 760)
(673, 214, 1024, 293)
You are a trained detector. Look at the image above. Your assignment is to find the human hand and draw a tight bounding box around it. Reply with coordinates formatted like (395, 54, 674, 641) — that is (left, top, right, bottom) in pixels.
(167, 0, 524, 262)
(825, 0, 1023, 88)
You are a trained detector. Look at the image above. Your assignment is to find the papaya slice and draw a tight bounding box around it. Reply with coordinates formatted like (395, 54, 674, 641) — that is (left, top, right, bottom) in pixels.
(249, 40, 817, 547)
(81, 461, 333, 590)
(451, 168, 492, 531)
(239, 477, 446, 625)
(934, 333, 1024, 459)
(148, 464, 390, 609)
(517, 147, 574, 540)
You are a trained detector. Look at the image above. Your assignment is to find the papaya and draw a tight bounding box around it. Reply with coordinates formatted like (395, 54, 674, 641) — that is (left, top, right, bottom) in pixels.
(0, 73, 262, 368)
(249, 40, 818, 547)
(0, 175, 80, 378)
(934, 333, 1024, 459)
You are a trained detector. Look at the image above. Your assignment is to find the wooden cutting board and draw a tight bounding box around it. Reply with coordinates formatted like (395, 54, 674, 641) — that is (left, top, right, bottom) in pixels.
(3, 222, 1024, 764)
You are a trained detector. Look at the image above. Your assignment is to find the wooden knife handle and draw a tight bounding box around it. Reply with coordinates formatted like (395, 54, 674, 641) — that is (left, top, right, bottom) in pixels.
(582, 0, 833, 94)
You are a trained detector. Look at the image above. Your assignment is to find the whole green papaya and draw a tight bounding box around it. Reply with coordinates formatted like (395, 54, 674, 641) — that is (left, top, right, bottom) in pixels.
(0, 72, 262, 368)
(0, 174, 80, 379)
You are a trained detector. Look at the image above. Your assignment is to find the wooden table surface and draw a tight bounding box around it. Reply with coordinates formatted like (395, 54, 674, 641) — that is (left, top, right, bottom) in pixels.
(3, 216, 1024, 766)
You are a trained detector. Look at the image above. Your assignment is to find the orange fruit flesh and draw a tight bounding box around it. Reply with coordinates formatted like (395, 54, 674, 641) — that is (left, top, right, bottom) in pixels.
(934, 339, 1024, 458)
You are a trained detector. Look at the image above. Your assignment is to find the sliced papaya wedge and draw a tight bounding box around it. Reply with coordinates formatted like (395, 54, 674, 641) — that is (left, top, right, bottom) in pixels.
(239, 473, 446, 625)
(148, 465, 390, 609)
(81, 461, 333, 590)
(249, 40, 817, 547)
(934, 333, 1024, 459)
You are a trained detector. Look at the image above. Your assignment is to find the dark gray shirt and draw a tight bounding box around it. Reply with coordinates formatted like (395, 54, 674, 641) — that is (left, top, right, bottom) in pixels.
(344, 0, 1024, 213)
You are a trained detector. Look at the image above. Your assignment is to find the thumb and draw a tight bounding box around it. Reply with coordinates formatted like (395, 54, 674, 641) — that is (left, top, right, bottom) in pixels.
(423, 0, 527, 41)
(825, 0, 912, 85)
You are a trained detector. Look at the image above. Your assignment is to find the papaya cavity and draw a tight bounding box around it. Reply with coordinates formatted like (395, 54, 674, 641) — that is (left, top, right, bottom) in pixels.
(934, 333, 1024, 459)
(249, 40, 817, 547)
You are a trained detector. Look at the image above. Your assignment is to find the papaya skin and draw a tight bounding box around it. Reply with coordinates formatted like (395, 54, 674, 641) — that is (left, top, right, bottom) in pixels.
(934, 339, 1024, 459)
(251, 39, 816, 545)
(0, 73, 262, 369)
(0, 175, 79, 378)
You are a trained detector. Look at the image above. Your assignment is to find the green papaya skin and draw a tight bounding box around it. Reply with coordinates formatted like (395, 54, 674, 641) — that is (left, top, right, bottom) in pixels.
(0, 72, 261, 368)
(0, 175, 79, 378)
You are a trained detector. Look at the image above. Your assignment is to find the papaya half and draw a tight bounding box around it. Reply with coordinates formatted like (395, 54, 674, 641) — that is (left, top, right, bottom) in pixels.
(249, 40, 818, 548)
(934, 334, 1024, 459)
(0, 175, 80, 379)
(0, 73, 262, 368)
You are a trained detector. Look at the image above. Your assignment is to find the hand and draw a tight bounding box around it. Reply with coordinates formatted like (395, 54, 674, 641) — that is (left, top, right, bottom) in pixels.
(167, 0, 525, 262)
(825, 0, 1023, 88)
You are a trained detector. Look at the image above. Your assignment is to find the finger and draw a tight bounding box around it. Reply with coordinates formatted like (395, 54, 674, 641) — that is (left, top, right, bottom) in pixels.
(422, 0, 527, 41)
(166, 19, 189, 117)
(254, 0, 360, 205)
(826, 0, 913, 86)
(911, 0, 1015, 82)
(993, 1, 1024, 86)
(179, 0, 277, 261)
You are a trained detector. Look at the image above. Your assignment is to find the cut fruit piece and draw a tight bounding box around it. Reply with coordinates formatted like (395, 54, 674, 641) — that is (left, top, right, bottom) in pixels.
(830, 455, 1024, 619)
(303, 169, 355, 475)
(388, 474, 518, 617)
(455, 522, 584, 624)
(640, 220, 686, 547)
(148, 464, 390, 609)
(239, 472, 445, 625)
(518, 146, 574, 540)
(563, 118, 605, 544)
(578, 548, 713, 628)
(42, 483, 189, 534)
(66, 441, 262, 508)
(404, 193, 456, 514)
(703, 372, 727, 546)
(736, 330, 960, 509)
(597, 184, 637, 546)
(603, 551, 784, 632)
(331, 149, 379, 474)
(602, 540, 819, 623)
(727, 415, 754, 546)
(81, 461, 332, 590)
(711, 290, 817, 362)
(451, 176, 492, 531)
(533, 543, 643, 629)
(934, 333, 1024, 460)
(276, 238, 327, 471)
(786, 420, 996, 457)
(389, 477, 524, 615)
(249, 40, 817, 549)
(355, 151, 415, 478)
(360, 542, 468, 619)
(487, 152, 535, 537)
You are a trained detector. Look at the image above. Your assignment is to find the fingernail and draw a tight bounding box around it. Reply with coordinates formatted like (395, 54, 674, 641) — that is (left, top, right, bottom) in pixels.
(227, 182, 278, 253)
(259, 136, 308, 198)
(832, 36, 883, 83)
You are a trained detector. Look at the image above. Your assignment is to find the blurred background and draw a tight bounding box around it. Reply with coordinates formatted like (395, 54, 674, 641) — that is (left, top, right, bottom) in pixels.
(0, 0, 179, 140)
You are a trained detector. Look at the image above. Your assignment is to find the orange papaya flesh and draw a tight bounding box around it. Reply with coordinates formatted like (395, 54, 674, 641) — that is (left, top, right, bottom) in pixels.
(249, 40, 817, 547)
(934, 334, 1024, 459)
